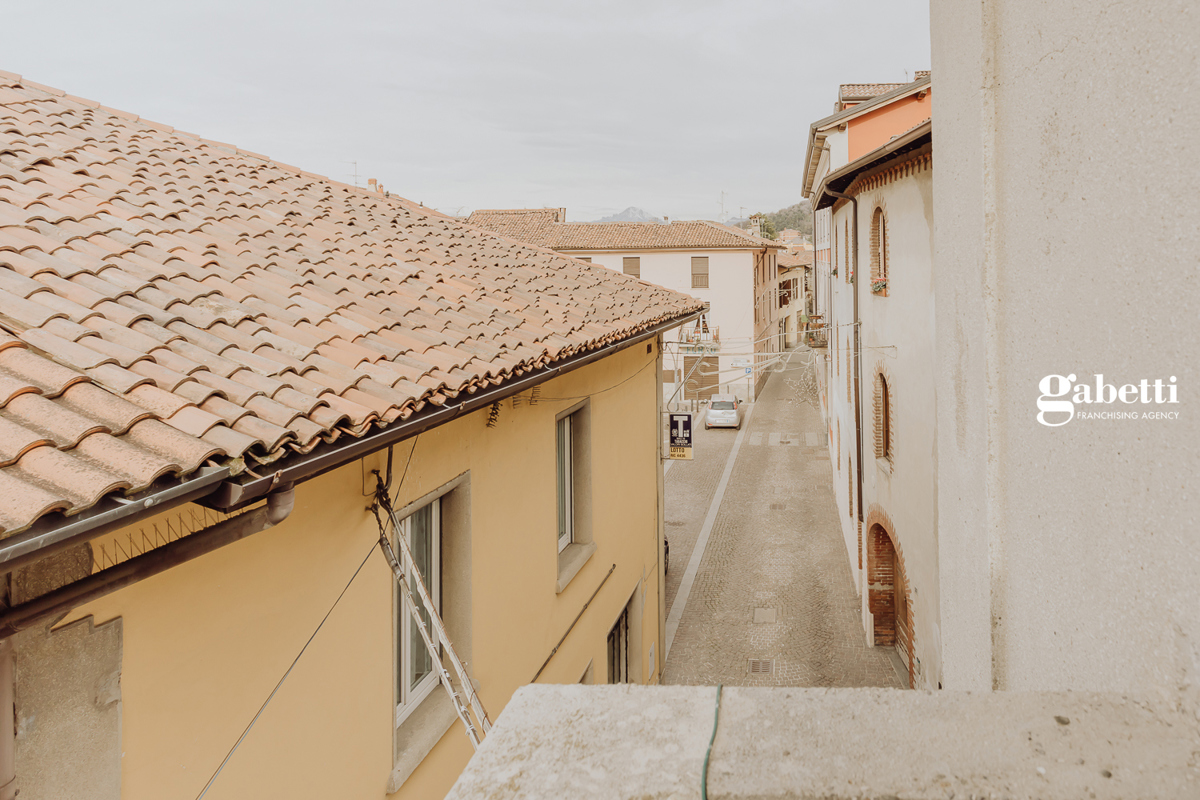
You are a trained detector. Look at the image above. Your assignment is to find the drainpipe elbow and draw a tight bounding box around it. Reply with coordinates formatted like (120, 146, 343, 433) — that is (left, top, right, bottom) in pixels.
(266, 484, 295, 525)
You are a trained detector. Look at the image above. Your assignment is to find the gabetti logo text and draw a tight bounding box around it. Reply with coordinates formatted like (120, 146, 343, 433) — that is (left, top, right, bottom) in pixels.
(1037, 374, 1179, 427)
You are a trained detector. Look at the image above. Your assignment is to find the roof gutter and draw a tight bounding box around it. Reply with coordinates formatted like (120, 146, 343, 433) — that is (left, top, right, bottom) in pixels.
(0, 310, 702, 572)
(203, 309, 706, 513)
(0, 465, 230, 575)
(0, 484, 295, 637)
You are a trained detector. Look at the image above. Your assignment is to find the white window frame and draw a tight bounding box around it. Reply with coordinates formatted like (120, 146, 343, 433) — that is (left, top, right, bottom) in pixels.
(395, 499, 441, 728)
(556, 415, 573, 553)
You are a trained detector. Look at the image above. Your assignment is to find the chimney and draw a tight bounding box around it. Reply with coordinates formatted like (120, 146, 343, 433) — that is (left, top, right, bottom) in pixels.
(368, 178, 377, 188)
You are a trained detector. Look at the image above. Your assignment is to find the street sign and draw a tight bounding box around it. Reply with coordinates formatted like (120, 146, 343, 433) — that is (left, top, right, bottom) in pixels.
(668, 413, 693, 460)
(745, 367, 752, 374)
(731, 358, 749, 368)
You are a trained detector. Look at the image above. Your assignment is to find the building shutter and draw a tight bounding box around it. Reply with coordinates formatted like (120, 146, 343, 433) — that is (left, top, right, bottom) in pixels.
(683, 355, 718, 400)
(691, 256, 709, 289)
(622, 257, 641, 278)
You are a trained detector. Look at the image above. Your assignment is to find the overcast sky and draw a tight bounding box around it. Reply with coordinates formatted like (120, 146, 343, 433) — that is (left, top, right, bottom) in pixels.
(6, 0, 929, 221)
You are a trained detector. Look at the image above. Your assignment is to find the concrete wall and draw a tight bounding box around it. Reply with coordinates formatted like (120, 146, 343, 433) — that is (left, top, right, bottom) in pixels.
(931, 0, 1200, 692)
(55, 341, 665, 798)
(565, 249, 758, 401)
(857, 164, 940, 688)
(448, 684, 1200, 800)
(13, 616, 122, 800)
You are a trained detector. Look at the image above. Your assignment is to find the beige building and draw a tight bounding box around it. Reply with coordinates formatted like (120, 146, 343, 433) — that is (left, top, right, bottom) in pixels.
(0, 74, 703, 798)
(465, 209, 784, 403)
(775, 249, 812, 348)
(807, 111, 937, 688)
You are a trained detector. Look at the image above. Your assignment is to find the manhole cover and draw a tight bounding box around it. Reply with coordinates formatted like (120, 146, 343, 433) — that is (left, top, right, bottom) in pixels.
(748, 658, 774, 674)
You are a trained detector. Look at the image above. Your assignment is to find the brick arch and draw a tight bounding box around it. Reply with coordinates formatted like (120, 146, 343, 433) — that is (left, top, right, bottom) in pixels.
(865, 506, 914, 688)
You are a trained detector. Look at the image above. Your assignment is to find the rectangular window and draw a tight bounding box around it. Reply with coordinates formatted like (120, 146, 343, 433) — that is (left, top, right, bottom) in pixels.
(607, 608, 629, 684)
(622, 256, 641, 278)
(691, 256, 709, 289)
(556, 415, 573, 552)
(396, 500, 441, 725)
(578, 257, 592, 263)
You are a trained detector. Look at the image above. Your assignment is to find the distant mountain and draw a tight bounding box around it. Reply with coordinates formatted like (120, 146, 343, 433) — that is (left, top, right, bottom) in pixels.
(593, 207, 663, 223)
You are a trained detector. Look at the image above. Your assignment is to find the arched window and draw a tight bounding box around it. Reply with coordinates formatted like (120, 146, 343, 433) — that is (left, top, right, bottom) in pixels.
(871, 207, 888, 294)
(876, 372, 893, 461)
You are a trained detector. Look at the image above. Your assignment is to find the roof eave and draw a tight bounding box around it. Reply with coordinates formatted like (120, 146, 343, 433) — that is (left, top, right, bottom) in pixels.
(811, 76, 931, 133)
(813, 121, 933, 210)
(201, 308, 705, 514)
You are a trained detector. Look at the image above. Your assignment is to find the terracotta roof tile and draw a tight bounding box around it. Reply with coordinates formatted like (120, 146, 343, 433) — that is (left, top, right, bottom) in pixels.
(0, 76, 703, 537)
(465, 210, 784, 252)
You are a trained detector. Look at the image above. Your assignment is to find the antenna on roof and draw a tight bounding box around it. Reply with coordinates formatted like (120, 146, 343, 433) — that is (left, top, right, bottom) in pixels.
(344, 161, 360, 187)
(904, 69, 910, 82)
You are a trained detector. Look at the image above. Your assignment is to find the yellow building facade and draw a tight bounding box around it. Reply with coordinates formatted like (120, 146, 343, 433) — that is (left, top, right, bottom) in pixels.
(45, 339, 666, 799)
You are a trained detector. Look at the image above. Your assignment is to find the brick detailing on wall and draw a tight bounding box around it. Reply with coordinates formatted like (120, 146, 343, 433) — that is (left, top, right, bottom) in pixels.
(869, 206, 889, 297)
(873, 362, 895, 463)
(848, 149, 933, 197)
(865, 505, 914, 688)
(857, 518, 863, 570)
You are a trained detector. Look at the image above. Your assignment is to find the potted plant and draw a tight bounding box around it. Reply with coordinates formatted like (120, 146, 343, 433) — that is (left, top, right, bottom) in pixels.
(872, 279, 888, 293)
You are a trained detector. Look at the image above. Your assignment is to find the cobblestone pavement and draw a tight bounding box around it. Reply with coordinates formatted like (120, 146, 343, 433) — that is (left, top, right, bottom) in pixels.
(662, 346, 904, 688)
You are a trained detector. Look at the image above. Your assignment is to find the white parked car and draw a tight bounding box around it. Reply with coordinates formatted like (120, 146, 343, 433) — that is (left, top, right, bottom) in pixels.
(705, 394, 743, 430)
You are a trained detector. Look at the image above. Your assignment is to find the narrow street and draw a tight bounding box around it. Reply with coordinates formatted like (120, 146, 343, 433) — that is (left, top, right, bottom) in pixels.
(662, 346, 904, 688)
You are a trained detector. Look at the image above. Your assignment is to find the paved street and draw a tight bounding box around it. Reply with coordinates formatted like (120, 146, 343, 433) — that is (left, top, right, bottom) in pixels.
(662, 346, 904, 688)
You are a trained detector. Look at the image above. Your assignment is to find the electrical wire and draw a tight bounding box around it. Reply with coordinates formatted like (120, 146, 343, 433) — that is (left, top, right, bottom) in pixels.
(194, 539, 378, 800)
(660, 320, 863, 355)
(528, 357, 657, 402)
(391, 436, 418, 507)
(700, 684, 724, 800)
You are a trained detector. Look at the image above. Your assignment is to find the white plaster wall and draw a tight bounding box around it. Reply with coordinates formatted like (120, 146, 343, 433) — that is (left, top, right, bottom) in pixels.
(932, 0, 1200, 692)
(826, 130, 849, 175)
(567, 250, 757, 402)
(823, 202, 861, 593)
(858, 169, 940, 688)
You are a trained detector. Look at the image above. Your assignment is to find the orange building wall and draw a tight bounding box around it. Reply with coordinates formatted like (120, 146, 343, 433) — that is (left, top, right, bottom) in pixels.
(847, 90, 932, 161)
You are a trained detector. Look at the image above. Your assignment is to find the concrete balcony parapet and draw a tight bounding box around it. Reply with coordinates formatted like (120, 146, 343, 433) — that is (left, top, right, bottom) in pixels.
(446, 684, 1199, 799)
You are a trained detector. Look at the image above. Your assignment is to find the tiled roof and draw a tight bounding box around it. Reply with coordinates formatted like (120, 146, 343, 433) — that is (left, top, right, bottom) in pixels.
(0, 73, 702, 537)
(778, 251, 814, 269)
(839, 83, 907, 101)
(466, 210, 783, 252)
